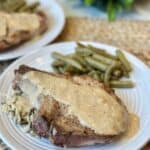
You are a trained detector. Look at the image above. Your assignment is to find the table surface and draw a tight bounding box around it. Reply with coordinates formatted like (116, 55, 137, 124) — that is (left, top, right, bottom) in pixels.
(0, 1, 150, 149)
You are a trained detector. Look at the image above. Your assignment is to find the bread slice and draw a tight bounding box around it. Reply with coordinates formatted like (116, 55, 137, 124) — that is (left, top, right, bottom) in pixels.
(13, 65, 129, 147)
(0, 11, 47, 52)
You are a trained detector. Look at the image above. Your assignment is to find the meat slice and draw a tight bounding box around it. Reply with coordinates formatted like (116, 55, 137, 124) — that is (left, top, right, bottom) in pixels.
(50, 116, 115, 147)
(14, 65, 129, 147)
(52, 133, 114, 147)
(32, 116, 49, 137)
(32, 96, 117, 147)
(38, 95, 60, 123)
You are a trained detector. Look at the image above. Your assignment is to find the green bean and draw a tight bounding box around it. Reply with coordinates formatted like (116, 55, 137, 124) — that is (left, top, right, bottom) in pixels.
(76, 43, 100, 55)
(13, 0, 26, 11)
(111, 75, 120, 80)
(87, 45, 117, 60)
(100, 73, 105, 81)
(15, 1, 27, 12)
(52, 60, 65, 67)
(88, 70, 102, 81)
(75, 47, 92, 56)
(76, 43, 98, 56)
(87, 45, 107, 54)
(52, 52, 85, 71)
(58, 67, 65, 74)
(110, 80, 134, 88)
(76, 51, 91, 57)
(85, 57, 108, 72)
(52, 66, 60, 74)
(87, 45, 106, 53)
(112, 69, 122, 78)
(92, 54, 115, 65)
(2, 2, 11, 12)
(57, 66, 73, 74)
(123, 71, 130, 78)
(76, 42, 84, 47)
(119, 66, 130, 78)
(104, 62, 118, 85)
(64, 65, 80, 74)
(84, 61, 95, 72)
(56, 64, 81, 75)
(0, 3, 4, 11)
(64, 65, 74, 72)
(18, 4, 29, 12)
(72, 54, 87, 66)
(73, 54, 94, 72)
(116, 50, 132, 72)
(92, 73, 100, 81)
(51, 43, 133, 89)
(66, 54, 74, 58)
(27, 2, 40, 12)
(77, 43, 117, 60)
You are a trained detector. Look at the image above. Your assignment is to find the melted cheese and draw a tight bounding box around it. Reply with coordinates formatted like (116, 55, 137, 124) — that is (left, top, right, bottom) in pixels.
(22, 71, 128, 135)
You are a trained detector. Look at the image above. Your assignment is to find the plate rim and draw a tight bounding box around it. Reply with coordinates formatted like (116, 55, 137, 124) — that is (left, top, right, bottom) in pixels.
(0, 41, 150, 150)
(0, 0, 65, 61)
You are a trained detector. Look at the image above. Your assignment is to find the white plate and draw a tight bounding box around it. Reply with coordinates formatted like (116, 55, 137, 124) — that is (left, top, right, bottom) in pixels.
(0, 0, 65, 61)
(0, 42, 150, 150)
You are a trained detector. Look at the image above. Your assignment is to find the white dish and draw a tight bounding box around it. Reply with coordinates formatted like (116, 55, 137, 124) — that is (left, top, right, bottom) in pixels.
(0, 42, 150, 150)
(0, 0, 65, 61)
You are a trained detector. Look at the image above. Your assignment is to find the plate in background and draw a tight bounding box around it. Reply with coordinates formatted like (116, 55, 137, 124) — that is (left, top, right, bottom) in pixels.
(0, 0, 65, 61)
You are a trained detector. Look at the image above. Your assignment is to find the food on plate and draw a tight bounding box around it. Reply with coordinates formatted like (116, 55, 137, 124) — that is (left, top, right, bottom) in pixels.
(52, 43, 134, 88)
(0, 11, 47, 51)
(2, 65, 132, 147)
(0, 0, 40, 13)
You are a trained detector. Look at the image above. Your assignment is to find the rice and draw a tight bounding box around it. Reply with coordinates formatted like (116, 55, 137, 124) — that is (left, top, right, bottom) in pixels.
(2, 91, 38, 134)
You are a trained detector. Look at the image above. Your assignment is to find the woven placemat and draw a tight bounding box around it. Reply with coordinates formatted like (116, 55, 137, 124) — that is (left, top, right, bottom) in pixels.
(0, 17, 150, 149)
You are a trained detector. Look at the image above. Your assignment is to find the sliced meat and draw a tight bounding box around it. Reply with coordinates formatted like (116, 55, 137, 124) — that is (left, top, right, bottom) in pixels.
(32, 116, 49, 137)
(14, 65, 129, 147)
(38, 95, 60, 122)
(32, 96, 118, 147)
(52, 133, 114, 147)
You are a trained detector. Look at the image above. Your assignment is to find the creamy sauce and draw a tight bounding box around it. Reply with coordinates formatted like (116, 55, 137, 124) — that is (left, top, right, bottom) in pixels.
(120, 113, 139, 140)
(22, 71, 128, 135)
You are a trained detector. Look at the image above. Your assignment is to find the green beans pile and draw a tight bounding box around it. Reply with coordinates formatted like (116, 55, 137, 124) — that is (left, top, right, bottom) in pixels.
(52, 43, 134, 88)
(0, 0, 40, 13)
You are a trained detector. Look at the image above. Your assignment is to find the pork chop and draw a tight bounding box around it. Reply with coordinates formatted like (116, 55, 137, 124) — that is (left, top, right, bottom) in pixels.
(13, 65, 129, 147)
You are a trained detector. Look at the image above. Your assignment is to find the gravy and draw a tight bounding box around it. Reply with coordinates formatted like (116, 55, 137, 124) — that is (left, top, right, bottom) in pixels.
(120, 113, 139, 140)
